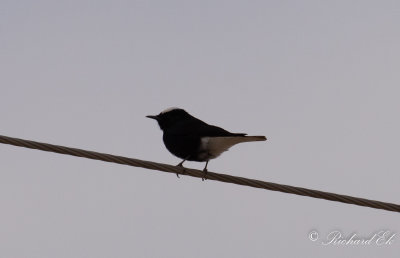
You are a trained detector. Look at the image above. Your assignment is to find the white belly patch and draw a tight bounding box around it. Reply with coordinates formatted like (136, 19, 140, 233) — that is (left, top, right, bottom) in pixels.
(199, 136, 244, 160)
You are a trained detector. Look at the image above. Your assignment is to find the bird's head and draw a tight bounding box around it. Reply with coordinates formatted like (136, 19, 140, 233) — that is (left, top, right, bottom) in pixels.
(146, 107, 191, 131)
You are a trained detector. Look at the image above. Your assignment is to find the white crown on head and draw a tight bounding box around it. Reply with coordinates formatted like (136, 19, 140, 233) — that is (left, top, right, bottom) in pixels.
(160, 107, 181, 114)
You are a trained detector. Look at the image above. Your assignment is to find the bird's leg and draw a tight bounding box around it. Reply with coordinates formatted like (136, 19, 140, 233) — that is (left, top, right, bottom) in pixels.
(177, 159, 185, 167)
(202, 160, 209, 181)
(176, 156, 189, 178)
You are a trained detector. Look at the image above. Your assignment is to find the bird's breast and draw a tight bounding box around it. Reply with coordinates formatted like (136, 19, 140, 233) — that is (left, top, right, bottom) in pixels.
(162, 133, 203, 161)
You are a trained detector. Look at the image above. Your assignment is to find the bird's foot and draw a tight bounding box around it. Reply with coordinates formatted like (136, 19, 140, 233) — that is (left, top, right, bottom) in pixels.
(176, 162, 186, 178)
(202, 168, 208, 181)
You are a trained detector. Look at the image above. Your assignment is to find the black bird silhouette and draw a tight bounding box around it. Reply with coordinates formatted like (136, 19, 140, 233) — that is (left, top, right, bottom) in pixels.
(147, 108, 267, 179)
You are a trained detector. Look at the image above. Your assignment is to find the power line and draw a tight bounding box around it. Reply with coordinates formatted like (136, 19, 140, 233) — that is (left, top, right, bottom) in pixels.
(0, 134, 399, 213)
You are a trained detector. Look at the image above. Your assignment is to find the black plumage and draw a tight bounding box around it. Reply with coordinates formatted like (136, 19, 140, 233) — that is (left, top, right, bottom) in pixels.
(147, 108, 266, 178)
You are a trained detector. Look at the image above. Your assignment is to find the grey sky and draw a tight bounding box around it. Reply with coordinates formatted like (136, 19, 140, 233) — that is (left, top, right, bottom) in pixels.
(1, 0, 399, 257)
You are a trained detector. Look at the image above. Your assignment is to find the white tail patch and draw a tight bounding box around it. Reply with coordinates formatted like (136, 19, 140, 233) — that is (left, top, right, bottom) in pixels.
(200, 136, 266, 159)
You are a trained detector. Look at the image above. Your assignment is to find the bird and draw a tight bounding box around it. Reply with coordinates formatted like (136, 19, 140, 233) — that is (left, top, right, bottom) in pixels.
(146, 107, 267, 179)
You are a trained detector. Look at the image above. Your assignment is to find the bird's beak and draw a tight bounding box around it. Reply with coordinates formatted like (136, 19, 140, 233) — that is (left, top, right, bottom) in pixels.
(146, 115, 159, 120)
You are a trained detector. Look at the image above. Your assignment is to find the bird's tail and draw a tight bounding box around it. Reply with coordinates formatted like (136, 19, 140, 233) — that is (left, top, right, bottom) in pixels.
(240, 135, 267, 142)
(229, 135, 267, 143)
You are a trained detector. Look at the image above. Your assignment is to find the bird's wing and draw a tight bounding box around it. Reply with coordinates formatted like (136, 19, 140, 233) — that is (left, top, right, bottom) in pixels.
(196, 123, 246, 137)
(169, 117, 246, 137)
(184, 118, 247, 137)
